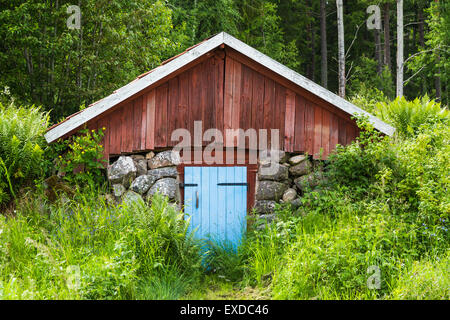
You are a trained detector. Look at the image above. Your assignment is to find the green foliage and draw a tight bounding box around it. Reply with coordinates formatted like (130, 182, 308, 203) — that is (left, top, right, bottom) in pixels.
(0, 101, 49, 204)
(0, 190, 202, 299)
(375, 96, 449, 138)
(55, 128, 107, 187)
(0, 0, 182, 120)
(389, 254, 450, 300)
(348, 57, 395, 100)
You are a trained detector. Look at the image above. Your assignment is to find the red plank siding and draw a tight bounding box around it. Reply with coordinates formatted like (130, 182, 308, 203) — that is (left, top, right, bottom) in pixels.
(251, 71, 265, 133)
(321, 109, 331, 159)
(168, 77, 179, 147)
(133, 96, 143, 151)
(145, 90, 156, 150)
(305, 99, 315, 155)
(313, 104, 323, 158)
(263, 77, 275, 149)
(155, 83, 168, 147)
(294, 94, 306, 152)
(284, 89, 296, 152)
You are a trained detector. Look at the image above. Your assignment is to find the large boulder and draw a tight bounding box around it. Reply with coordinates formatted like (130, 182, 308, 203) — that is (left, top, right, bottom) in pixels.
(148, 166, 178, 181)
(135, 159, 148, 177)
(256, 181, 288, 201)
(258, 149, 289, 165)
(253, 200, 277, 215)
(108, 156, 137, 188)
(147, 178, 179, 201)
(112, 184, 126, 198)
(130, 175, 156, 195)
(121, 190, 144, 206)
(258, 162, 289, 182)
(148, 151, 181, 169)
(288, 154, 308, 165)
(294, 172, 323, 192)
(289, 159, 312, 177)
(282, 188, 297, 202)
(290, 198, 302, 210)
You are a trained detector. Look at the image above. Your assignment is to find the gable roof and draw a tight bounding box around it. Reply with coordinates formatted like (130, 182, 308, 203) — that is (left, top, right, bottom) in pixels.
(45, 32, 395, 143)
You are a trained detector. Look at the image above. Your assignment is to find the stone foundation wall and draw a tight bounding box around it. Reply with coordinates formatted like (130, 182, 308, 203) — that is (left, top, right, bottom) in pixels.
(254, 150, 323, 217)
(107, 150, 182, 207)
(107, 150, 324, 216)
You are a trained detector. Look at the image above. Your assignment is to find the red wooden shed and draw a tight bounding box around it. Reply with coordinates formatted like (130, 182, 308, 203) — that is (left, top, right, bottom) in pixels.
(45, 32, 393, 158)
(45, 32, 394, 243)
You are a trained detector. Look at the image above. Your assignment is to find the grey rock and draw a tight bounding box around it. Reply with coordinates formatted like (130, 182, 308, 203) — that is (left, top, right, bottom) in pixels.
(258, 162, 289, 181)
(135, 159, 148, 177)
(256, 181, 288, 201)
(108, 156, 137, 188)
(259, 150, 289, 165)
(294, 172, 323, 191)
(290, 198, 302, 210)
(288, 154, 308, 165)
(130, 175, 156, 194)
(122, 190, 144, 206)
(289, 160, 312, 177)
(253, 200, 277, 215)
(255, 214, 277, 229)
(112, 184, 126, 198)
(131, 154, 145, 161)
(147, 178, 179, 201)
(148, 151, 181, 169)
(148, 166, 178, 181)
(282, 188, 297, 202)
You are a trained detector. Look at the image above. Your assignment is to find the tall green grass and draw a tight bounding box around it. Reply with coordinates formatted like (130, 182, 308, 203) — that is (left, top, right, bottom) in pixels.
(0, 191, 202, 299)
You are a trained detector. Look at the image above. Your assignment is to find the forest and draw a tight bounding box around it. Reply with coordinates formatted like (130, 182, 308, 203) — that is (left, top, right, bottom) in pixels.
(0, 0, 448, 301)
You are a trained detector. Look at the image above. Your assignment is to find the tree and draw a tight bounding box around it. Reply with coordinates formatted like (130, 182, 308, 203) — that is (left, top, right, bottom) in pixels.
(336, 0, 346, 98)
(383, 2, 392, 73)
(0, 0, 181, 120)
(396, 0, 404, 97)
(320, 0, 328, 88)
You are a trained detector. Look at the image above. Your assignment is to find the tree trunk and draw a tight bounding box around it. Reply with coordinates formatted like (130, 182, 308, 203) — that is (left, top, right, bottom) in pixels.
(396, 0, 404, 97)
(336, 0, 345, 98)
(418, 7, 425, 47)
(383, 3, 392, 73)
(434, 0, 442, 101)
(320, 0, 328, 88)
(375, 29, 383, 75)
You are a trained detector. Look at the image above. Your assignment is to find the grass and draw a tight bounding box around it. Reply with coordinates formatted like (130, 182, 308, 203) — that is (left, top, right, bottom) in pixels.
(0, 187, 448, 300)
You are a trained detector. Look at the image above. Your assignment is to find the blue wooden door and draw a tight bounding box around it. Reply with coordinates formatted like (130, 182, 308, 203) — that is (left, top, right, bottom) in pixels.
(184, 166, 247, 250)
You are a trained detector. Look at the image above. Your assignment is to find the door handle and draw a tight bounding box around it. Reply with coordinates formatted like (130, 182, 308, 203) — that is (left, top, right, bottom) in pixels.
(196, 191, 199, 209)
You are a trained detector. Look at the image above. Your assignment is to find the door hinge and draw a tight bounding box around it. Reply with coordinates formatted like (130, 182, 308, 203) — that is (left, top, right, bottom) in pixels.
(217, 183, 248, 186)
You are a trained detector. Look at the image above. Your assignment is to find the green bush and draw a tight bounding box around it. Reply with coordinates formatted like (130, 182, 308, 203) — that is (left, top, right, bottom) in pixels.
(0, 101, 49, 204)
(375, 96, 449, 138)
(55, 128, 107, 188)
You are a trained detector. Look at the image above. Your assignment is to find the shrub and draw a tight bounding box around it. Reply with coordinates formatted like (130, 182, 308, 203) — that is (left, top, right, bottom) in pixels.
(0, 101, 49, 204)
(55, 128, 107, 187)
(375, 96, 449, 138)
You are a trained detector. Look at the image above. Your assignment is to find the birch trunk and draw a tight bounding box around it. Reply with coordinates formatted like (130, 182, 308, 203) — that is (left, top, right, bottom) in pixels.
(320, 0, 328, 88)
(336, 0, 345, 98)
(396, 0, 404, 97)
(384, 3, 392, 72)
